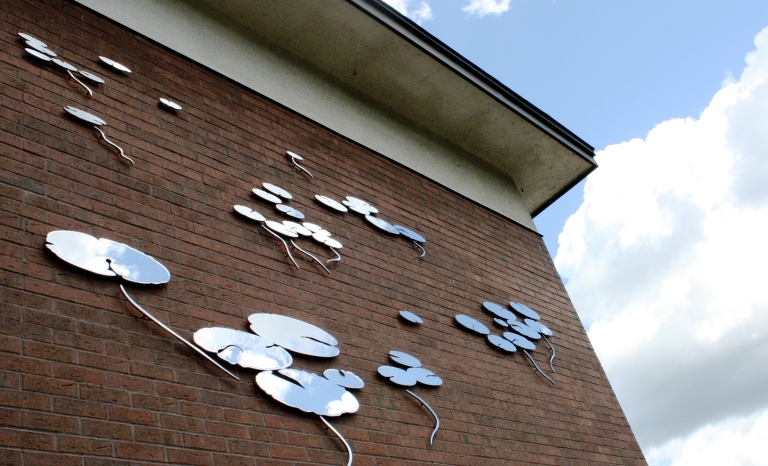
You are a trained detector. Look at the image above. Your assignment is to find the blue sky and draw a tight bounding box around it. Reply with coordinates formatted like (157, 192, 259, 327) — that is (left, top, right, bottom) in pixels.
(383, 1, 768, 464)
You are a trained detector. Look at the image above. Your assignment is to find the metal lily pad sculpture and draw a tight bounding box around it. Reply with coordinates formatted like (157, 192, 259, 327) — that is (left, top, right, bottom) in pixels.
(315, 195, 349, 213)
(342, 196, 428, 258)
(498, 300, 557, 373)
(64, 106, 133, 165)
(193, 328, 292, 370)
(399, 310, 423, 325)
(99, 55, 132, 73)
(378, 350, 442, 444)
(45, 230, 238, 380)
(159, 98, 182, 111)
(20, 31, 103, 97)
(286, 150, 314, 178)
(253, 183, 305, 219)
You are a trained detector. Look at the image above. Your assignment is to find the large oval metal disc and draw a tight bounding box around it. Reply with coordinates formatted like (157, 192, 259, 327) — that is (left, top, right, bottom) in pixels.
(315, 195, 348, 213)
(252, 188, 282, 204)
(263, 183, 292, 200)
(365, 215, 399, 235)
(233, 205, 266, 222)
(455, 314, 489, 335)
(487, 334, 516, 353)
(264, 220, 298, 238)
(509, 301, 541, 321)
(64, 106, 106, 126)
(503, 332, 536, 351)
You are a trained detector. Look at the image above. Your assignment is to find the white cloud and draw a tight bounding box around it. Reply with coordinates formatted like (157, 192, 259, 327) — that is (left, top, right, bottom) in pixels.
(554, 25, 768, 453)
(647, 408, 768, 466)
(462, 0, 511, 17)
(382, 0, 433, 24)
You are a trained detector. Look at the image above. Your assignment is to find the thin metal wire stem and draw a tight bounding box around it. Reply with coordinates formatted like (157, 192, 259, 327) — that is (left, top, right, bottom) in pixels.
(319, 416, 353, 466)
(405, 389, 440, 445)
(93, 127, 134, 165)
(327, 247, 342, 264)
(290, 157, 314, 179)
(413, 241, 426, 258)
(290, 240, 330, 274)
(67, 69, 93, 97)
(120, 285, 239, 381)
(543, 336, 556, 373)
(261, 225, 300, 269)
(522, 349, 555, 385)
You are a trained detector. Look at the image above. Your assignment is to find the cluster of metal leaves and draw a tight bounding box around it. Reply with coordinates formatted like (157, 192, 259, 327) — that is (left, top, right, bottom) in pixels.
(378, 350, 442, 387)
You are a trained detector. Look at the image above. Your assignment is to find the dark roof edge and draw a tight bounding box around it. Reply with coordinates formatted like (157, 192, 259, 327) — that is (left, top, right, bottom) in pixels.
(346, 0, 597, 165)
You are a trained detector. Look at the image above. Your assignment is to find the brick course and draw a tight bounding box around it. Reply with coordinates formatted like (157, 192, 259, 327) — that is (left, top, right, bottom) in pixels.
(0, 1, 647, 464)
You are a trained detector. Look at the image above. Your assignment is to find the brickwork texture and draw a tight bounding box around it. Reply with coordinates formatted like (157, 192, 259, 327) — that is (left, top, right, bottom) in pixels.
(0, 1, 647, 464)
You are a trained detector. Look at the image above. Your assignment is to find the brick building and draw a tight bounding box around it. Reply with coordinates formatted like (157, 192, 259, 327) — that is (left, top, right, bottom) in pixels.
(0, 0, 647, 464)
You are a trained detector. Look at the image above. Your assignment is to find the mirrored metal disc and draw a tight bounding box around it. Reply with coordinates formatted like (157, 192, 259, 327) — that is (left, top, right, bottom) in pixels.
(315, 195, 348, 213)
(508, 321, 541, 340)
(25, 48, 51, 62)
(264, 220, 298, 238)
(394, 225, 426, 243)
(256, 369, 360, 416)
(193, 327, 292, 370)
(282, 221, 312, 236)
(487, 334, 517, 353)
(248, 313, 340, 357)
(24, 41, 56, 57)
(324, 369, 365, 389)
(408, 367, 442, 386)
(389, 350, 421, 368)
(99, 56, 132, 73)
(503, 332, 536, 351)
(509, 301, 541, 321)
(343, 196, 378, 215)
(482, 301, 516, 321)
(233, 205, 266, 222)
(493, 318, 509, 328)
(378, 365, 416, 386)
(18, 32, 47, 48)
(51, 58, 77, 71)
(525, 319, 553, 337)
(276, 204, 305, 219)
(323, 238, 343, 249)
(263, 183, 292, 200)
(159, 98, 182, 111)
(46, 230, 171, 285)
(63, 106, 107, 126)
(303, 223, 322, 233)
(399, 310, 423, 325)
(365, 215, 399, 235)
(78, 70, 104, 84)
(252, 188, 282, 204)
(455, 314, 490, 335)
(286, 150, 304, 161)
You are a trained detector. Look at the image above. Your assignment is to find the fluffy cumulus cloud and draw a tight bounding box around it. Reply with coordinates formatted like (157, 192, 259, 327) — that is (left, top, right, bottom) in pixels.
(462, 0, 511, 16)
(554, 25, 768, 464)
(381, 0, 433, 24)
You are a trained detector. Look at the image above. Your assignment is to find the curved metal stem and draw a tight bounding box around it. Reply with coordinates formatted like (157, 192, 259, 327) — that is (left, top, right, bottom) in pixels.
(290, 156, 314, 179)
(93, 126, 134, 165)
(405, 389, 440, 445)
(543, 336, 556, 373)
(291, 240, 330, 274)
(522, 349, 554, 385)
(327, 247, 342, 264)
(67, 69, 93, 97)
(413, 241, 426, 258)
(120, 285, 239, 381)
(319, 416, 353, 466)
(261, 225, 300, 270)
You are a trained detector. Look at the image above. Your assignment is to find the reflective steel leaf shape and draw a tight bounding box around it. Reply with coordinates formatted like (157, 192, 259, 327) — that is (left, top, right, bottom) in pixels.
(193, 328, 292, 370)
(378, 351, 443, 387)
(46, 231, 170, 285)
(256, 368, 361, 416)
(248, 313, 340, 357)
(323, 369, 365, 389)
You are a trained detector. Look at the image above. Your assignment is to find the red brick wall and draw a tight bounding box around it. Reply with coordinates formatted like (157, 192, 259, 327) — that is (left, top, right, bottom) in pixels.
(0, 1, 647, 464)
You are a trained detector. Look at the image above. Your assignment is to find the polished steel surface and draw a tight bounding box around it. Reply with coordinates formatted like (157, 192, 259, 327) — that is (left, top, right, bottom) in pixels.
(399, 310, 423, 325)
(234, 205, 267, 222)
(252, 188, 282, 204)
(46, 231, 170, 285)
(315, 195, 348, 212)
(79, 70, 105, 84)
(159, 98, 183, 110)
(66, 70, 93, 97)
(99, 56, 132, 73)
(524, 319, 552, 337)
(264, 220, 298, 238)
(389, 350, 421, 368)
(455, 314, 490, 335)
(487, 334, 516, 353)
(508, 321, 541, 340)
(312, 229, 331, 241)
(493, 318, 509, 328)
(25, 47, 51, 62)
(303, 222, 323, 233)
(522, 349, 555, 385)
(343, 196, 378, 215)
(290, 240, 331, 274)
(502, 332, 536, 351)
(378, 366, 441, 387)
(24, 41, 56, 57)
(323, 238, 343, 249)
(276, 204, 305, 219)
(263, 183, 292, 199)
(248, 313, 340, 357)
(261, 224, 300, 269)
(18, 32, 47, 48)
(365, 215, 399, 234)
(121, 285, 239, 381)
(94, 127, 133, 164)
(319, 416, 354, 466)
(256, 369, 360, 416)
(482, 301, 516, 321)
(405, 389, 440, 444)
(286, 150, 314, 178)
(64, 106, 106, 126)
(193, 327, 292, 370)
(323, 369, 365, 389)
(509, 301, 541, 321)
(52, 58, 77, 71)
(394, 225, 426, 243)
(282, 221, 312, 236)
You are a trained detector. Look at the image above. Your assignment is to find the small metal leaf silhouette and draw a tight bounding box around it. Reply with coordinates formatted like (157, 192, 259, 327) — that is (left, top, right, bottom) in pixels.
(256, 369, 360, 416)
(193, 327, 292, 370)
(482, 301, 517, 321)
(324, 369, 365, 389)
(455, 314, 490, 335)
(248, 313, 340, 358)
(389, 350, 421, 368)
(509, 301, 541, 320)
